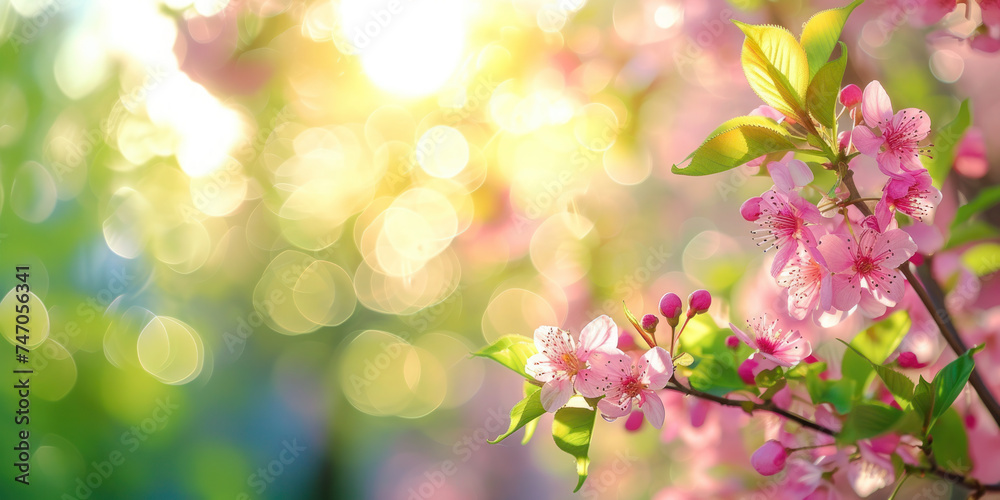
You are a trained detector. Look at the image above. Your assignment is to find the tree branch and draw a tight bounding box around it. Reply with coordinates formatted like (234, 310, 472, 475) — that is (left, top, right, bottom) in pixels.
(839, 168, 1000, 428)
(662, 378, 1000, 493)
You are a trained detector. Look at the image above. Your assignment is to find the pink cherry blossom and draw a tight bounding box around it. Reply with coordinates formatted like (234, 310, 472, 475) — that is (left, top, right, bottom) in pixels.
(582, 346, 673, 428)
(876, 168, 942, 222)
(743, 189, 824, 277)
(729, 314, 812, 368)
(847, 441, 896, 498)
(851, 81, 931, 178)
(776, 247, 833, 321)
(817, 227, 917, 311)
(525, 315, 619, 412)
(767, 157, 814, 192)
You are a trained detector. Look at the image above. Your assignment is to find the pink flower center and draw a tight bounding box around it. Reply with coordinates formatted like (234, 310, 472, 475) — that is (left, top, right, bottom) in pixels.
(560, 352, 584, 375)
(622, 376, 644, 399)
(856, 256, 876, 275)
(756, 334, 782, 355)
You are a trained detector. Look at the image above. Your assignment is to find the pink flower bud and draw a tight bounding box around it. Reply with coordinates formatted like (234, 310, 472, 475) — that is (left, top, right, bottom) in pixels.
(751, 440, 788, 476)
(726, 335, 740, 349)
(738, 358, 759, 385)
(625, 410, 644, 432)
(897, 351, 927, 369)
(658, 293, 683, 323)
(839, 84, 862, 107)
(740, 197, 762, 222)
(641, 314, 659, 333)
(686, 289, 711, 317)
(966, 412, 977, 430)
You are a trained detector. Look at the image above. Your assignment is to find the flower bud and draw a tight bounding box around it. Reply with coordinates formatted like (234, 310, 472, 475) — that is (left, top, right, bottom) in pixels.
(738, 358, 759, 385)
(897, 352, 927, 369)
(658, 293, 682, 325)
(751, 440, 788, 476)
(686, 289, 711, 317)
(726, 335, 740, 349)
(839, 84, 862, 108)
(641, 314, 659, 334)
(740, 197, 763, 222)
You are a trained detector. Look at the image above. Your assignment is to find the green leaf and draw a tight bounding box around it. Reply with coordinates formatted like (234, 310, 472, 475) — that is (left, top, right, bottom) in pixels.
(945, 220, 1000, 250)
(786, 361, 826, 380)
(926, 99, 971, 187)
(840, 342, 915, 409)
(929, 409, 972, 474)
(687, 354, 746, 397)
(840, 312, 910, 399)
(799, 0, 863, 79)
(806, 372, 855, 414)
(473, 335, 538, 379)
(930, 345, 981, 424)
(490, 384, 545, 444)
(671, 116, 795, 176)
(912, 376, 935, 424)
(838, 402, 904, 444)
(760, 378, 787, 401)
(952, 185, 1000, 229)
(552, 407, 596, 492)
(754, 367, 784, 388)
(673, 352, 694, 367)
(805, 43, 847, 129)
(734, 21, 811, 120)
(960, 242, 1000, 277)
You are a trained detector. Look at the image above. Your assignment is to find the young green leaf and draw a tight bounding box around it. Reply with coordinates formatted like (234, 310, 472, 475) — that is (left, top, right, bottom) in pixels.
(490, 384, 545, 444)
(953, 185, 1000, 229)
(671, 116, 794, 176)
(840, 312, 910, 399)
(930, 345, 982, 424)
(734, 21, 811, 120)
(929, 409, 972, 474)
(838, 402, 904, 444)
(687, 354, 746, 397)
(805, 43, 847, 129)
(926, 99, 971, 186)
(911, 376, 935, 426)
(806, 373, 856, 413)
(960, 242, 1000, 277)
(754, 367, 784, 388)
(799, 0, 863, 79)
(552, 406, 597, 492)
(839, 341, 915, 409)
(473, 335, 538, 379)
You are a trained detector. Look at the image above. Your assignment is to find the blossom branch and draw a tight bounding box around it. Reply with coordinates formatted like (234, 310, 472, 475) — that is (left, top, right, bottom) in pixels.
(664, 376, 1000, 494)
(839, 165, 1000, 428)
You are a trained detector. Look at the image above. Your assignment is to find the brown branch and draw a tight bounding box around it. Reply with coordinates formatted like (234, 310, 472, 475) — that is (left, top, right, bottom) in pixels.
(839, 167, 1000, 428)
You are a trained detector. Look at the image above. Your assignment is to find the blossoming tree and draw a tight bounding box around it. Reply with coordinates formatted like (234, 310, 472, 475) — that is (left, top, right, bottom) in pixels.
(476, 1, 1000, 498)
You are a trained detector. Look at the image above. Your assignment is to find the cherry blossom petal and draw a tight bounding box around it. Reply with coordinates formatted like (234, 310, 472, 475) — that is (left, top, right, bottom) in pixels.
(869, 269, 905, 306)
(540, 376, 574, 412)
(871, 230, 916, 268)
(575, 368, 607, 398)
(525, 353, 560, 382)
(729, 323, 755, 349)
(637, 346, 673, 389)
(576, 314, 618, 359)
(861, 81, 893, 129)
(533, 326, 575, 359)
(639, 390, 665, 429)
(598, 394, 632, 419)
(818, 234, 853, 273)
(831, 273, 862, 311)
(851, 126, 883, 157)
